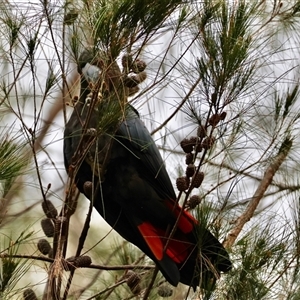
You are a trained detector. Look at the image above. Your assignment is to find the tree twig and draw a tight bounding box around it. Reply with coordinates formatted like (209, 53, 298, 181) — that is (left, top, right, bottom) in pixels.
(150, 76, 201, 135)
(223, 138, 293, 248)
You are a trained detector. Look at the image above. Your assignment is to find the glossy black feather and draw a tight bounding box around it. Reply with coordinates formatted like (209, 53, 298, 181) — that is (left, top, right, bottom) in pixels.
(63, 61, 232, 289)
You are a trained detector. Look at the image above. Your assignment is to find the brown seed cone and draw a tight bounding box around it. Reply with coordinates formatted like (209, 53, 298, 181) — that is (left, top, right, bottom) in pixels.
(42, 200, 58, 219)
(124, 76, 140, 88)
(23, 288, 38, 300)
(202, 136, 215, 150)
(191, 172, 204, 188)
(64, 256, 75, 271)
(185, 153, 193, 165)
(75, 255, 92, 268)
(195, 143, 202, 153)
(197, 125, 207, 138)
(83, 181, 93, 198)
(136, 60, 147, 72)
(132, 59, 147, 73)
(122, 54, 133, 70)
(124, 72, 147, 88)
(157, 285, 173, 297)
(186, 164, 196, 178)
(208, 114, 221, 126)
(220, 111, 227, 120)
(135, 71, 147, 83)
(176, 176, 190, 191)
(126, 270, 141, 295)
(189, 136, 198, 146)
(180, 138, 193, 153)
(65, 255, 92, 270)
(37, 239, 52, 255)
(187, 195, 202, 209)
(41, 218, 55, 237)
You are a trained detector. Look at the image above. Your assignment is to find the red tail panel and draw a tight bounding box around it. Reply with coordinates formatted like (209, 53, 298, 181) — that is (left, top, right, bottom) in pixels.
(165, 237, 193, 263)
(165, 199, 197, 234)
(137, 218, 195, 264)
(137, 222, 164, 260)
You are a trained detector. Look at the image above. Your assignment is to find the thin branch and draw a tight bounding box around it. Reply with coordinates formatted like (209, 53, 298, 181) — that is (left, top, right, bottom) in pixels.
(85, 279, 127, 300)
(142, 267, 159, 300)
(223, 138, 292, 248)
(0, 253, 154, 270)
(150, 76, 201, 135)
(62, 191, 94, 300)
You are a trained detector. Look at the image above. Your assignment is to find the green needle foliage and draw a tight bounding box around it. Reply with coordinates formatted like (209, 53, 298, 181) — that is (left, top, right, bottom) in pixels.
(220, 221, 291, 300)
(0, 131, 28, 194)
(196, 0, 255, 106)
(2, 0, 300, 299)
(85, 0, 185, 57)
(0, 231, 34, 299)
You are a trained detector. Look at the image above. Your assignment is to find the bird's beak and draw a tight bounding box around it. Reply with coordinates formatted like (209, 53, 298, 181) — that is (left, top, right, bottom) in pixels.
(82, 63, 101, 84)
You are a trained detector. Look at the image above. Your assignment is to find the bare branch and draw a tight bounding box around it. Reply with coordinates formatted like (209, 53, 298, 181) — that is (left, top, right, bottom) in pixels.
(224, 138, 293, 248)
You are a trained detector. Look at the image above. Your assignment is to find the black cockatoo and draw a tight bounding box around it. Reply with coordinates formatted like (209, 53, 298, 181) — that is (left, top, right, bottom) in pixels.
(63, 51, 231, 290)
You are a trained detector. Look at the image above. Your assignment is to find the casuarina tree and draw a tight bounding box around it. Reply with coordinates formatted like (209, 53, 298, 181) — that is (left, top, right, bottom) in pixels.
(1, 1, 300, 300)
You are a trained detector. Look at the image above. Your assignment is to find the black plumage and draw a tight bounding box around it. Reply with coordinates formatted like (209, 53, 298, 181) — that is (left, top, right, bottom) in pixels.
(63, 53, 231, 289)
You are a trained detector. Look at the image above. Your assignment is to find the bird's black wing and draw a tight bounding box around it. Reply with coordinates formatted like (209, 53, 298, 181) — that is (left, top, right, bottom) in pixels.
(114, 106, 177, 201)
